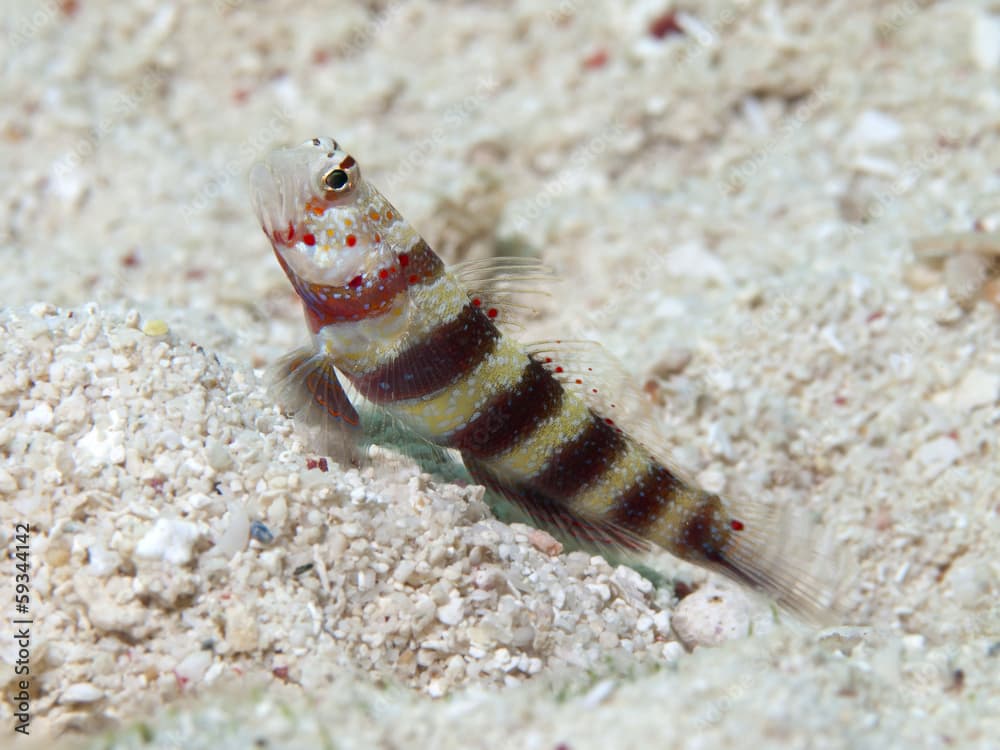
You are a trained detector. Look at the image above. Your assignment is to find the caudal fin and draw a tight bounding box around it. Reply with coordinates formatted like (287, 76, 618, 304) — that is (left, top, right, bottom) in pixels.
(714, 499, 856, 625)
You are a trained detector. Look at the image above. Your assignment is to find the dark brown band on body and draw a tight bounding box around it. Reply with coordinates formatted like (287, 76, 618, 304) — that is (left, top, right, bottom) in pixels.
(678, 494, 726, 563)
(351, 302, 500, 403)
(531, 412, 628, 499)
(450, 359, 564, 458)
(277, 238, 445, 332)
(608, 462, 685, 535)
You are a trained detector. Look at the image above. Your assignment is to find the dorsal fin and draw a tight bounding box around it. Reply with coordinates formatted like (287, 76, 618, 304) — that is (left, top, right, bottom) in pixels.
(525, 338, 687, 477)
(451, 256, 557, 328)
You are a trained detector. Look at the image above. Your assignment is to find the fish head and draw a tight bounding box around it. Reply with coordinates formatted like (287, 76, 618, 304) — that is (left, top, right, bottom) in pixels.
(250, 137, 399, 286)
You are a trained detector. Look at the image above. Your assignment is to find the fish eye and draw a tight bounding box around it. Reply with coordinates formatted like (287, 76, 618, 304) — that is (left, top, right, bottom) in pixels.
(323, 168, 350, 193)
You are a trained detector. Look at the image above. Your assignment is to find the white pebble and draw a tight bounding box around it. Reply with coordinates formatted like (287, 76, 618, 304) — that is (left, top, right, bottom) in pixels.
(205, 438, 234, 471)
(393, 560, 416, 584)
(951, 369, 999, 411)
(914, 437, 961, 479)
(652, 610, 672, 635)
(972, 12, 1000, 70)
(662, 641, 685, 662)
(847, 110, 902, 146)
(86, 544, 120, 577)
(175, 650, 212, 683)
(135, 518, 202, 564)
(214, 502, 250, 559)
(580, 679, 617, 708)
(0, 468, 17, 494)
(24, 402, 54, 428)
(671, 583, 750, 649)
(78, 425, 126, 465)
(61, 683, 104, 703)
(436, 597, 465, 626)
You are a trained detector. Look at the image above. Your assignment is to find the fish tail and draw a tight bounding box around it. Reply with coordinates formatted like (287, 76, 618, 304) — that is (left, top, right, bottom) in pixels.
(674, 492, 853, 624)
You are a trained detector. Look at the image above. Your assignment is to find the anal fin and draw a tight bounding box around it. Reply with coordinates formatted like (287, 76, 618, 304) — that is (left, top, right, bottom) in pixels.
(463, 454, 650, 555)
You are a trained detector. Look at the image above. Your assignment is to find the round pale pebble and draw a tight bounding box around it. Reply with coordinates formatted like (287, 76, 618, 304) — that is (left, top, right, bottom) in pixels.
(670, 582, 751, 649)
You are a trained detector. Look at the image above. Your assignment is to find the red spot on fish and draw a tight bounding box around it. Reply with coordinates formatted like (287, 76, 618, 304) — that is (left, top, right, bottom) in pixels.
(272, 665, 290, 682)
(312, 48, 330, 65)
(544, 357, 552, 363)
(286, 222, 295, 241)
(121, 249, 140, 267)
(409, 274, 419, 284)
(302, 233, 316, 246)
(59, 0, 79, 16)
(730, 519, 745, 531)
(554, 366, 564, 373)
(948, 430, 958, 440)
(374, 233, 381, 243)
(866, 310, 885, 323)
(233, 88, 249, 104)
(398, 253, 409, 267)
(575, 378, 583, 384)
(834, 395, 847, 406)
(472, 297, 482, 307)
(487, 308, 498, 318)
(378, 268, 389, 279)
(649, 10, 683, 38)
(604, 418, 615, 426)
(346, 234, 357, 247)
(583, 49, 608, 69)
(348, 275, 364, 288)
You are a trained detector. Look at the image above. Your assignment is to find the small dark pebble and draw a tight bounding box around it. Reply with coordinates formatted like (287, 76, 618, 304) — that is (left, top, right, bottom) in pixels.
(674, 581, 694, 599)
(293, 563, 314, 576)
(250, 520, 275, 545)
(306, 457, 329, 472)
(948, 669, 965, 693)
(649, 10, 683, 39)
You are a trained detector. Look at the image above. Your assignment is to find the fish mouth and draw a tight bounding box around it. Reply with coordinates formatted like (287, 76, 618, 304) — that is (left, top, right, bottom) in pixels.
(249, 151, 306, 243)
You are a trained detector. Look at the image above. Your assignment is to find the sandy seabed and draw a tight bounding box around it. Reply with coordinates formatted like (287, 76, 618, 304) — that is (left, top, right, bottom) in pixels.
(1, 1, 999, 748)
